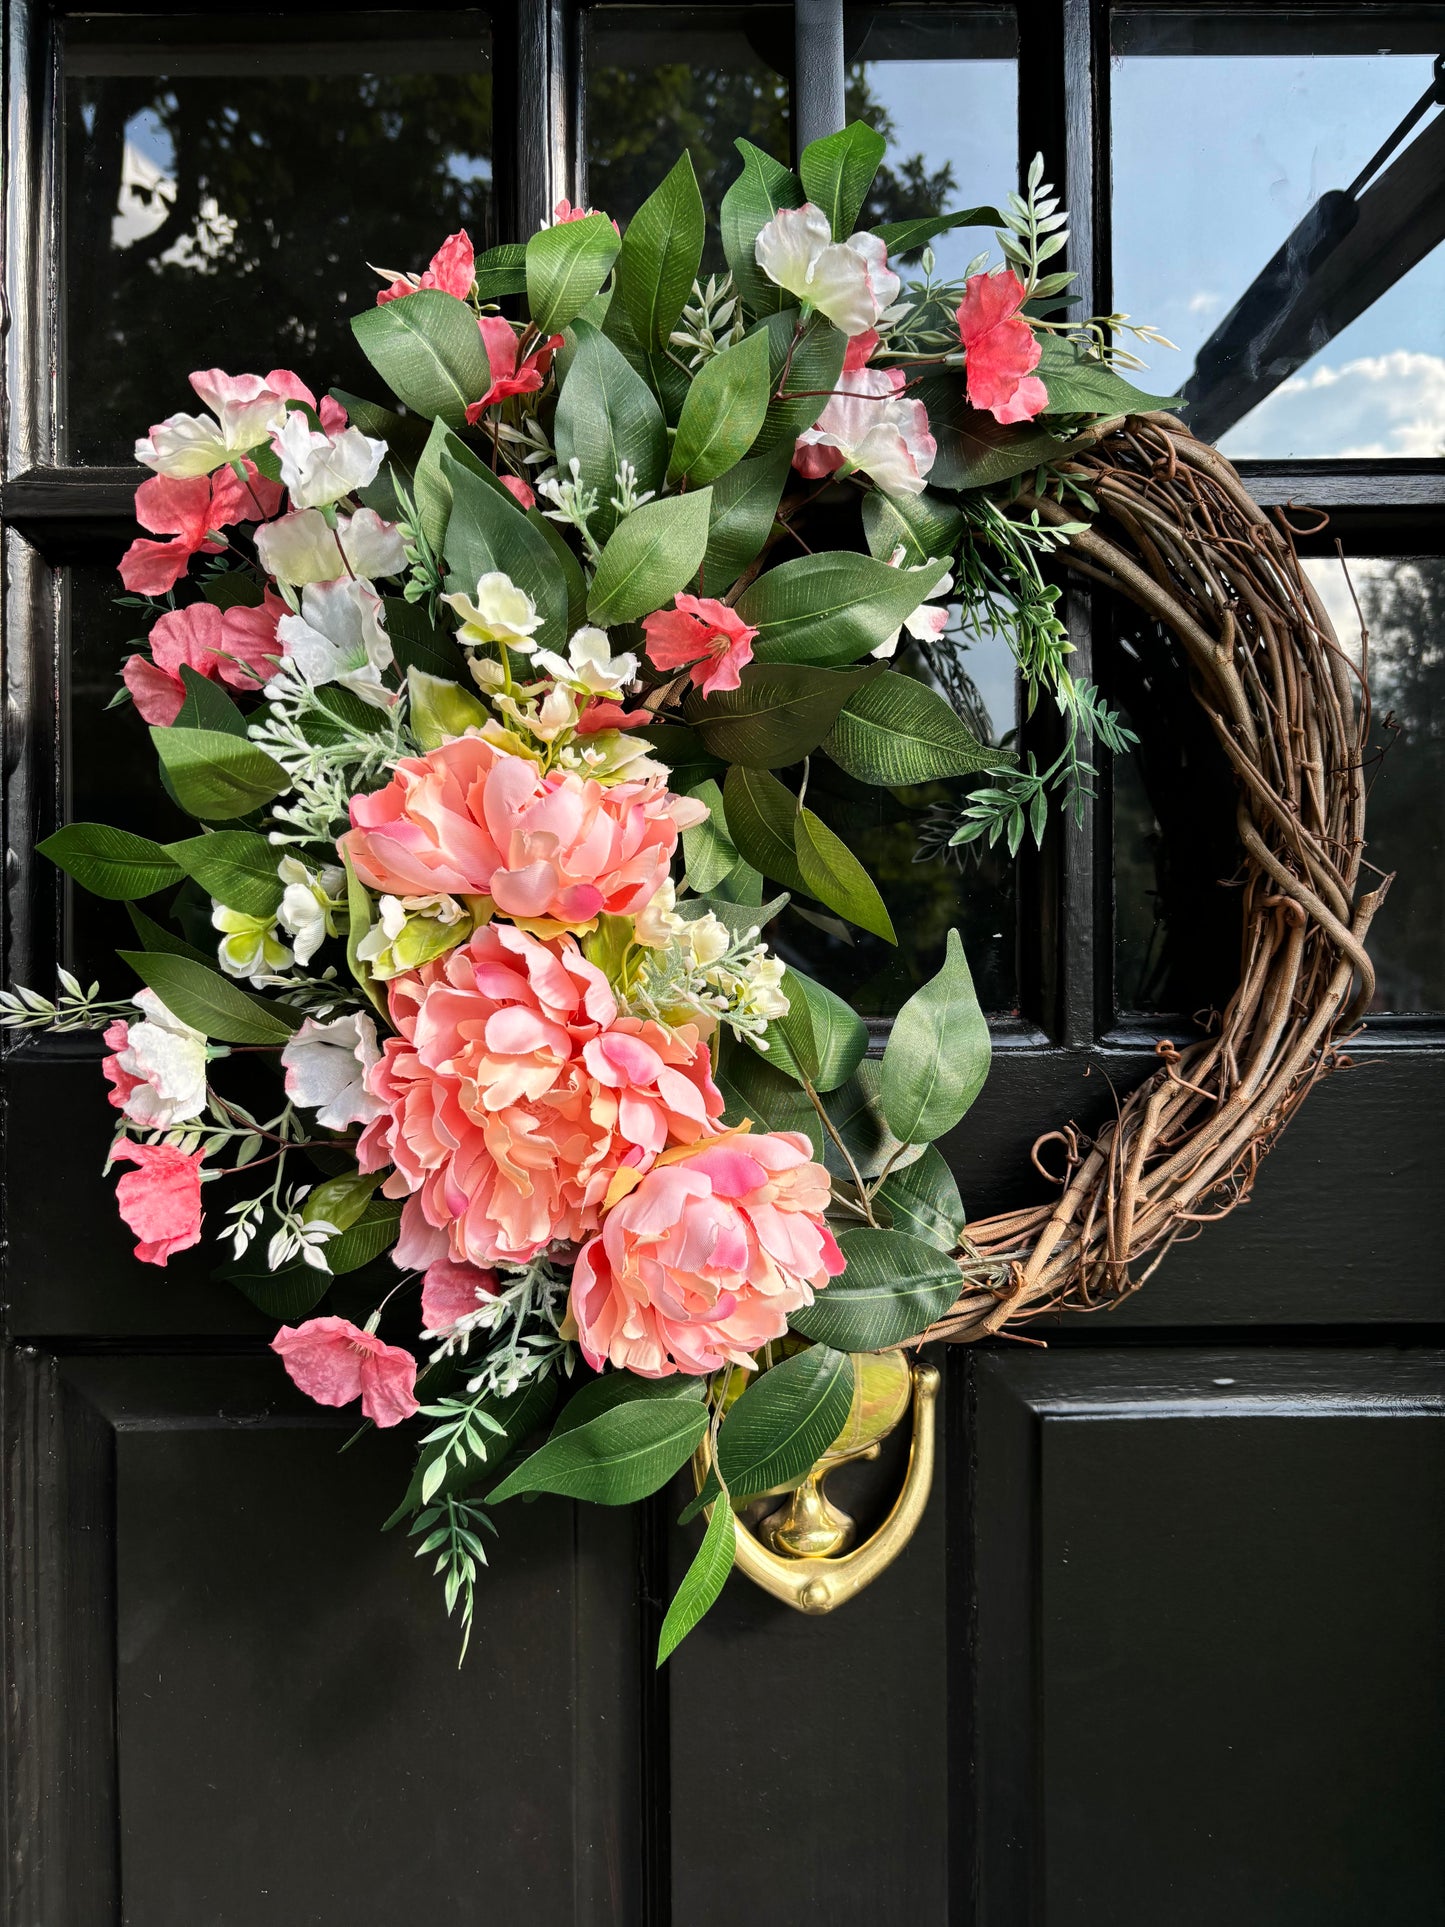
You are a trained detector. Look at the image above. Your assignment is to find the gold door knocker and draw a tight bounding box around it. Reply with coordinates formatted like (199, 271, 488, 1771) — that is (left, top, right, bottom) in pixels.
(692, 1353, 940, 1615)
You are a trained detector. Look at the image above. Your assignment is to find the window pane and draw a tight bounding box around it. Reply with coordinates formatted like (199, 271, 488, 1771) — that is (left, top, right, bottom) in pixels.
(1112, 8, 1445, 458)
(847, 7, 1017, 281)
(64, 13, 494, 463)
(584, 7, 791, 250)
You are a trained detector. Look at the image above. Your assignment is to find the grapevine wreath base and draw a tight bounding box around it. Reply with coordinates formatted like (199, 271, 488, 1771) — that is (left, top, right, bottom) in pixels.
(925, 411, 1386, 1345)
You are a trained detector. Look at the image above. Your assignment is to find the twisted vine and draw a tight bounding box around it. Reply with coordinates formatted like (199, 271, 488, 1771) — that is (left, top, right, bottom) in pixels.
(926, 413, 1387, 1343)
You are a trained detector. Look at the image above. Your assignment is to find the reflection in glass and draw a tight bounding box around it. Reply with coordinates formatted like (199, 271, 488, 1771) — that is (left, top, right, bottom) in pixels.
(1303, 557, 1445, 1012)
(774, 627, 1019, 1018)
(64, 14, 493, 462)
(1112, 10, 1445, 459)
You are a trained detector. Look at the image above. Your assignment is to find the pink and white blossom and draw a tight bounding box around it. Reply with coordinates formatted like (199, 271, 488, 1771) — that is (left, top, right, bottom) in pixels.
(793, 365, 936, 498)
(271, 411, 387, 510)
(254, 506, 406, 585)
(282, 1012, 384, 1131)
(272, 577, 396, 709)
(135, 368, 318, 478)
(872, 545, 956, 660)
(101, 989, 208, 1129)
(754, 204, 900, 337)
(271, 1317, 419, 1427)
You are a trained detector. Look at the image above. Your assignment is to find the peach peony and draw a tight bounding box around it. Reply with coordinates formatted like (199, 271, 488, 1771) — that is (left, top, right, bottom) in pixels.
(341, 733, 703, 932)
(571, 1131, 845, 1376)
(357, 924, 724, 1267)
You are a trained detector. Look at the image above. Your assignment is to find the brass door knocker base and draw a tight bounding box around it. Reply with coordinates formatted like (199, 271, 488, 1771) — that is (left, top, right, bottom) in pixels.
(692, 1358, 940, 1615)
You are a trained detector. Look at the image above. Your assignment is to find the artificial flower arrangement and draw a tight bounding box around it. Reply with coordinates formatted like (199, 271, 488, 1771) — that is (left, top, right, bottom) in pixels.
(6, 125, 1174, 1659)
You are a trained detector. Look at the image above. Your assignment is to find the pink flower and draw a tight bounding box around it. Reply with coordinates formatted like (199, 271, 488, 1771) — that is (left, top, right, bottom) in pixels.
(466, 319, 563, 423)
(955, 270, 1048, 424)
(551, 198, 619, 234)
(843, 328, 880, 373)
(119, 461, 283, 596)
(136, 368, 325, 478)
(376, 229, 476, 306)
(793, 366, 936, 498)
(271, 1316, 419, 1427)
(421, 1258, 498, 1337)
(123, 597, 284, 725)
(342, 733, 704, 930)
(642, 594, 757, 697)
(500, 474, 536, 510)
(575, 699, 650, 735)
(356, 924, 724, 1267)
(571, 1131, 845, 1376)
(110, 1140, 205, 1266)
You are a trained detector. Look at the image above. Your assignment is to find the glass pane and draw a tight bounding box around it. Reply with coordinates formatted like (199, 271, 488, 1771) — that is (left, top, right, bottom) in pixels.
(847, 7, 1018, 281)
(1112, 8, 1445, 458)
(64, 13, 494, 463)
(1302, 556, 1445, 1013)
(772, 627, 1019, 1018)
(584, 7, 791, 254)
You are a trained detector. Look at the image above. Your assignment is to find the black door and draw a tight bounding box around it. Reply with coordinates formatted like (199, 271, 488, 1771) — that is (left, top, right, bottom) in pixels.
(3, 1, 1442, 1920)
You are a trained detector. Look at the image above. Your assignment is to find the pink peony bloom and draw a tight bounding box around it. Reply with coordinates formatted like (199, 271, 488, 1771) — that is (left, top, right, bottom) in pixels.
(376, 229, 476, 305)
(110, 1140, 205, 1266)
(119, 461, 283, 596)
(342, 733, 704, 930)
(793, 365, 936, 498)
(642, 594, 757, 697)
(466, 319, 563, 423)
(271, 1316, 419, 1427)
(955, 269, 1048, 424)
(500, 474, 536, 510)
(356, 923, 724, 1267)
(421, 1257, 499, 1337)
(123, 597, 283, 725)
(571, 1130, 845, 1376)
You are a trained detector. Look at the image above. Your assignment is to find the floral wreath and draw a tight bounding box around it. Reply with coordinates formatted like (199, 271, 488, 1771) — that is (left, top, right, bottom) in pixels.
(6, 125, 1371, 1659)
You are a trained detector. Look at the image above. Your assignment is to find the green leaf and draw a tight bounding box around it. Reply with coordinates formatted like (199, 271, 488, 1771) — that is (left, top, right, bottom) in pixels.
(722, 765, 807, 893)
(526, 212, 623, 334)
(526, 508, 590, 635)
(200, 571, 265, 613)
(149, 727, 286, 821)
(602, 289, 692, 425)
(442, 452, 569, 651)
(874, 1144, 966, 1251)
(688, 660, 881, 767)
(350, 290, 491, 430)
(126, 903, 213, 963)
(676, 889, 788, 943)
(880, 927, 991, 1143)
(407, 667, 488, 751)
(720, 138, 803, 315)
(167, 831, 283, 918)
(385, 1376, 559, 1526)
(555, 319, 668, 541)
(173, 666, 249, 736)
(680, 779, 740, 893)
(750, 310, 847, 455)
(823, 672, 1010, 786)
(871, 207, 1002, 254)
(325, 1200, 402, 1274)
(384, 595, 469, 685)
(38, 823, 182, 901)
(912, 373, 1067, 490)
(488, 1397, 708, 1506)
(736, 552, 949, 668)
(550, 1372, 704, 1438)
(799, 120, 886, 238)
(1034, 336, 1181, 415)
(794, 805, 895, 942)
(117, 951, 302, 1044)
(696, 445, 792, 596)
(822, 1057, 919, 1181)
(615, 150, 705, 349)
(473, 240, 529, 301)
(715, 1345, 853, 1499)
(302, 1171, 382, 1235)
(342, 847, 387, 1019)
(715, 1031, 822, 1156)
(634, 723, 723, 793)
(790, 1227, 960, 1350)
(224, 1254, 334, 1322)
(861, 488, 963, 568)
(587, 489, 713, 627)
(776, 966, 867, 1092)
(657, 1476, 736, 1665)
(667, 330, 772, 486)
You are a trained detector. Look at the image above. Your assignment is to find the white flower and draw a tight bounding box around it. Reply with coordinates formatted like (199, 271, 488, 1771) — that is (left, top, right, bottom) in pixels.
(272, 578, 396, 709)
(441, 571, 544, 650)
(135, 370, 291, 477)
(684, 911, 731, 968)
(213, 905, 292, 981)
(355, 893, 470, 978)
(275, 858, 344, 966)
(280, 1012, 383, 1130)
(531, 625, 638, 695)
(754, 204, 901, 337)
(271, 412, 387, 510)
(740, 947, 790, 1022)
(106, 988, 209, 1127)
(873, 546, 956, 659)
(494, 682, 579, 745)
(795, 366, 936, 498)
(255, 507, 406, 585)
(634, 879, 688, 948)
